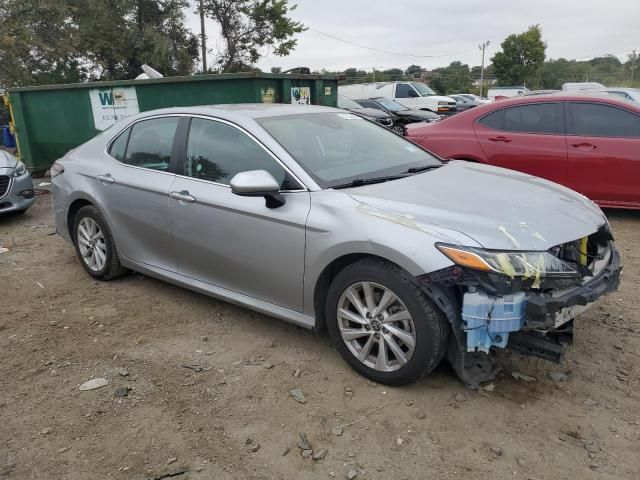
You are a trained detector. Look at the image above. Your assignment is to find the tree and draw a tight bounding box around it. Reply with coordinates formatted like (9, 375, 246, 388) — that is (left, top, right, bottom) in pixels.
(73, 0, 199, 80)
(0, 0, 84, 88)
(491, 25, 546, 87)
(405, 64, 422, 76)
(428, 61, 471, 94)
(270, 66, 282, 73)
(202, 0, 304, 73)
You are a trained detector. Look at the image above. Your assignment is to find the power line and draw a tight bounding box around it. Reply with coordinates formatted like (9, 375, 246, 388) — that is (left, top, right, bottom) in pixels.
(308, 27, 478, 59)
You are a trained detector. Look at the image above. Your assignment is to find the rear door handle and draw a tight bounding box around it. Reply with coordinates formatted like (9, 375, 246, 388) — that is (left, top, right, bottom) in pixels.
(571, 142, 596, 150)
(97, 174, 115, 184)
(488, 136, 511, 143)
(170, 190, 196, 203)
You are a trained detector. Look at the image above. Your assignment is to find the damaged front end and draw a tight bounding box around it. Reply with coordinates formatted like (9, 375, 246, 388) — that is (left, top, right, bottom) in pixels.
(420, 225, 622, 388)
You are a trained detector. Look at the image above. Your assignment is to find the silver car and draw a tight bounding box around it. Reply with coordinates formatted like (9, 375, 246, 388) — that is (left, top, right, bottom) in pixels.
(0, 150, 36, 214)
(51, 105, 621, 386)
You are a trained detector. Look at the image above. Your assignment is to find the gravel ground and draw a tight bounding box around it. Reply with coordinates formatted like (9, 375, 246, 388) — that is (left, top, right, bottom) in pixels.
(1, 194, 639, 480)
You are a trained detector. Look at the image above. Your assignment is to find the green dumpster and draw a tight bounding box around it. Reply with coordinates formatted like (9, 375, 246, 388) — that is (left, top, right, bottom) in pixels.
(6, 72, 339, 173)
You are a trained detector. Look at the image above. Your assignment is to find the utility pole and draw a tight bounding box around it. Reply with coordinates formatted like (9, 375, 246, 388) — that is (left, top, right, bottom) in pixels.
(372, 67, 376, 83)
(631, 49, 637, 83)
(478, 41, 490, 97)
(199, 0, 207, 73)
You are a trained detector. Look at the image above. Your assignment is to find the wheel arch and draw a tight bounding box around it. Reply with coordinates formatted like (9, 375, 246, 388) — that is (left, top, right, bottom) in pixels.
(312, 252, 421, 332)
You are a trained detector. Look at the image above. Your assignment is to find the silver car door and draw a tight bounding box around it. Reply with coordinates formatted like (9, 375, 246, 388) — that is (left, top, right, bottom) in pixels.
(93, 115, 182, 272)
(168, 116, 310, 311)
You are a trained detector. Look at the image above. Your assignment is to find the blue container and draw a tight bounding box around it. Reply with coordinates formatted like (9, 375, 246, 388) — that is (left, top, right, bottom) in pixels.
(462, 290, 526, 353)
(1, 126, 16, 148)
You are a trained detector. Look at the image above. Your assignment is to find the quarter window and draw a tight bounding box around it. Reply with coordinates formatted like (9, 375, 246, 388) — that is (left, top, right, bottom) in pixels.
(478, 110, 505, 130)
(568, 103, 640, 138)
(121, 117, 179, 170)
(185, 118, 295, 189)
(108, 128, 130, 161)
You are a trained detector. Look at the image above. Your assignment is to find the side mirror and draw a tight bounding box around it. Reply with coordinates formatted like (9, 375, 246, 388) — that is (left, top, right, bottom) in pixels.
(230, 170, 285, 208)
(408, 89, 419, 98)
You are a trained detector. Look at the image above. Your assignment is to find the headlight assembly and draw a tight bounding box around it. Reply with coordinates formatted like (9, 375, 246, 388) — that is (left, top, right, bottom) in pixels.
(436, 243, 577, 279)
(12, 161, 27, 177)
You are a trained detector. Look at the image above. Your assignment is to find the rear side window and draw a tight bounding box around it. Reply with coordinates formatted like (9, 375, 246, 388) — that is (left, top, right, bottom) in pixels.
(478, 104, 562, 134)
(568, 103, 640, 138)
(395, 84, 414, 98)
(122, 117, 180, 170)
(108, 128, 130, 161)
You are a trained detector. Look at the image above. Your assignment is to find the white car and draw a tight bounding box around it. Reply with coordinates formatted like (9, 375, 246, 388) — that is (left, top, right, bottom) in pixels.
(339, 82, 457, 113)
(487, 86, 529, 100)
(601, 87, 640, 103)
(561, 82, 605, 92)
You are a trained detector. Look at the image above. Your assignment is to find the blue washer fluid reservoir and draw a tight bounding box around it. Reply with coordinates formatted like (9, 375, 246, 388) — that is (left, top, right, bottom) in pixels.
(462, 289, 527, 353)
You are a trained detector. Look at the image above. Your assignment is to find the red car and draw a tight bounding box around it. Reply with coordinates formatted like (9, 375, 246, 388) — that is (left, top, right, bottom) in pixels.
(406, 93, 640, 209)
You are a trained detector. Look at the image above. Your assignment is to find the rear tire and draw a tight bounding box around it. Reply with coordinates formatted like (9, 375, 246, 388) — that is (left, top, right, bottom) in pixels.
(72, 205, 128, 281)
(392, 124, 406, 136)
(325, 258, 449, 385)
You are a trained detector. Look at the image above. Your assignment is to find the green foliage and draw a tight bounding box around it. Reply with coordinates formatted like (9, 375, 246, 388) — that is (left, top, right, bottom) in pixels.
(0, 0, 199, 88)
(540, 55, 639, 89)
(405, 64, 422, 76)
(492, 25, 546, 87)
(428, 61, 471, 94)
(202, 0, 305, 73)
(0, 0, 84, 88)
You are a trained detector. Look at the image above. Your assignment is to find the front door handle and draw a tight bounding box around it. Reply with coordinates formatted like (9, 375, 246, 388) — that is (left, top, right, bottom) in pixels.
(571, 142, 596, 150)
(488, 136, 511, 143)
(97, 174, 115, 184)
(170, 190, 196, 203)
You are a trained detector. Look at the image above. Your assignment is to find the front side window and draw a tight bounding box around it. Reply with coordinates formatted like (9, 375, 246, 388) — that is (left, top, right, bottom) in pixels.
(395, 84, 416, 98)
(411, 82, 437, 96)
(258, 112, 441, 188)
(185, 118, 295, 189)
(478, 104, 562, 134)
(568, 102, 640, 138)
(122, 117, 179, 170)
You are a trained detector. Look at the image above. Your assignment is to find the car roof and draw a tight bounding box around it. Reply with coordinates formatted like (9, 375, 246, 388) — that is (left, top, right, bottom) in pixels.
(482, 91, 639, 107)
(132, 103, 341, 120)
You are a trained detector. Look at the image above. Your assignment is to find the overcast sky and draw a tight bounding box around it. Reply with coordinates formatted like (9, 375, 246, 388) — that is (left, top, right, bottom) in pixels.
(185, 0, 639, 73)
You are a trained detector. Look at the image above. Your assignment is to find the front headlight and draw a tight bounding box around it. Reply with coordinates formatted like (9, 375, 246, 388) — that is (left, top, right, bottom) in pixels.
(436, 243, 577, 279)
(12, 161, 27, 177)
(437, 101, 448, 105)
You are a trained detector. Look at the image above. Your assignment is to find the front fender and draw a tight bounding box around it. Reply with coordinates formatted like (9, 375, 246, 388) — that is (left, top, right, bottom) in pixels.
(302, 192, 468, 317)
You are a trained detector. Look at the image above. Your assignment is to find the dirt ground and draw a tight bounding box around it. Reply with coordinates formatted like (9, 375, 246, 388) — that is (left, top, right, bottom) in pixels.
(1, 193, 639, 480)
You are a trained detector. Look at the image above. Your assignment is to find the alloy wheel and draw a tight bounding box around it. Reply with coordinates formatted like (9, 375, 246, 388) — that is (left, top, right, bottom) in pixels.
(76, 217, 107, 272)
(337, 281, 416, 372)
(392, 125, 405, 135)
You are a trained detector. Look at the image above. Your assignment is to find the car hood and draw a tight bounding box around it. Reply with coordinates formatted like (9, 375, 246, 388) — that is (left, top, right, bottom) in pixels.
(0, 150, 18, 169)
(349, 107, 389, 119)
(346, 161, 606, 251)
(428, 95, 456, 104)
(395, 110, 438, 121)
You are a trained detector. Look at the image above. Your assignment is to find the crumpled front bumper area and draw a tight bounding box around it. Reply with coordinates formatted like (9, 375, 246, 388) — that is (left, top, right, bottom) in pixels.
(420, 241, 622, 388)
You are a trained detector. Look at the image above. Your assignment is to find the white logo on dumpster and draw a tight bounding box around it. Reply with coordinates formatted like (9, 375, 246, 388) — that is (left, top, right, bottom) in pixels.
(89, 87, 140, 131)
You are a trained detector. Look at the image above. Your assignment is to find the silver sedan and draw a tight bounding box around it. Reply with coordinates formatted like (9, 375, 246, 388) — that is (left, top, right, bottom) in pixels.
(51, 104, 620, 386)
(0, 150, 35, 214)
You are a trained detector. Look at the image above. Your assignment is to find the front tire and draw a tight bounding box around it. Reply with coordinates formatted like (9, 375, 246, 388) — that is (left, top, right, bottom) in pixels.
(325, 258, 449, 385)
(72, 205, 127, 280)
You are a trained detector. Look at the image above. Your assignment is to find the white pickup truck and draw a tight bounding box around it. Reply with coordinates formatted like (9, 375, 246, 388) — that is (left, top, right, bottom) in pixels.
(339, 82, 457, 113)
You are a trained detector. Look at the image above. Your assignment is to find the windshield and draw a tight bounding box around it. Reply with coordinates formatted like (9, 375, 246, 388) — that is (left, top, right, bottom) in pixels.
(376, 99, 409, 112)
(411, 82, 437, 96)
(258, 112, 441, 188)
(338, 95, 362, 109)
